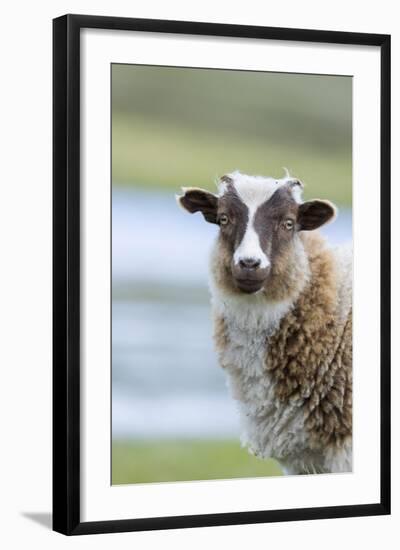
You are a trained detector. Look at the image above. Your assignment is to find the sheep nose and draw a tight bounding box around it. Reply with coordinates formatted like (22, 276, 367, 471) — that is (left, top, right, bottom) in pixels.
(239, 257, 261, 270)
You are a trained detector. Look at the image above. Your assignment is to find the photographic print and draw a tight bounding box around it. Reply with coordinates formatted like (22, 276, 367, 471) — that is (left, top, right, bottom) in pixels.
(111, 64, 353, 484)
(53, 15, 390, 534)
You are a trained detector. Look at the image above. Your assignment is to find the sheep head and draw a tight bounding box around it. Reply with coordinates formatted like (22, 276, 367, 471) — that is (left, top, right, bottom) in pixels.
(177, 171, 336, 298)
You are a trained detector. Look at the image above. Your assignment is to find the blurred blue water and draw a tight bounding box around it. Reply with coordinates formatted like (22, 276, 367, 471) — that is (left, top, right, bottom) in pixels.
(112, 188, 352, 439)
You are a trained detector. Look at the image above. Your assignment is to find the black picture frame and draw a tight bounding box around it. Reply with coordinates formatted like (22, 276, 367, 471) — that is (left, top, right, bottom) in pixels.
(53, 13, 391, 535)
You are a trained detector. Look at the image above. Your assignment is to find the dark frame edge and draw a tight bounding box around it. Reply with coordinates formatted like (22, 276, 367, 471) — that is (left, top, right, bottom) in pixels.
(379, 34, 391, 516)
(69, 503, 387, 536)
(53, 14, 81, 536)
(53, 13, 391, 536)
(59, 13, 390, 46)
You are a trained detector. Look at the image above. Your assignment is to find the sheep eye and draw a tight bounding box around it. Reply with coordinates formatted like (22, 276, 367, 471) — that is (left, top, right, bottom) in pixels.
(283, 219, 294, 230)
(219, 214, 229, 226)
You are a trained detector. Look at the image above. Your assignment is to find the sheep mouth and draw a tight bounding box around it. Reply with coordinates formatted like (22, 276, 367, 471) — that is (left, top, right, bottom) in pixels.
(234, 277, 266, 294)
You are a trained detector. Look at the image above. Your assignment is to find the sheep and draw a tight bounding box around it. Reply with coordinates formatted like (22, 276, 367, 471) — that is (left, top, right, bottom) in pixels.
(177, 170, 352, 475)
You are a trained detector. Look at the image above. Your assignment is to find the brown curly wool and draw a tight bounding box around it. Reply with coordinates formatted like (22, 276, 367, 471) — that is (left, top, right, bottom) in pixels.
(266, 234, 352, 451)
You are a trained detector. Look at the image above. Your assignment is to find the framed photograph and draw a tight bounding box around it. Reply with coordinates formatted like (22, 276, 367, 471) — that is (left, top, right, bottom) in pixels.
(53, 14, 391, 535)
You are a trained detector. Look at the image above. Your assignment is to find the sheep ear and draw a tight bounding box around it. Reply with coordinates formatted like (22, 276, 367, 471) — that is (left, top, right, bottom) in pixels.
(297, 200, 337, 231)
(176, 187, 219, 224)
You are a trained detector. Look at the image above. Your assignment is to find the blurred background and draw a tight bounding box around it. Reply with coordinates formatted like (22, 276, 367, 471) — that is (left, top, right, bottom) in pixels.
(111, 64, 352, 485)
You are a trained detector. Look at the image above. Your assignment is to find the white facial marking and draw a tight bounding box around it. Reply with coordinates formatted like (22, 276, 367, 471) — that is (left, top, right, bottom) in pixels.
(233, 216, 270, 268)
(220, 171, 302, 268)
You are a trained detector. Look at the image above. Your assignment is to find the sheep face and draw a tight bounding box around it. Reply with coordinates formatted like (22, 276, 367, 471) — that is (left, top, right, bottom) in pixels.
(178, 171, 337, 297)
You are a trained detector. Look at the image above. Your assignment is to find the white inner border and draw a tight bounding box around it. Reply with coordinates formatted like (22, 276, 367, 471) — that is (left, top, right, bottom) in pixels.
(81, 28, 381, 523)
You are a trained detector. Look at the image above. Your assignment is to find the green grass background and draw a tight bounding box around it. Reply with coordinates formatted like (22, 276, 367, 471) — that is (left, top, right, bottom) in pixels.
(112, 440, 282, 485)
(112, 64, 352, 206)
